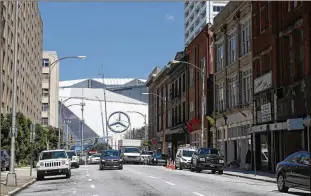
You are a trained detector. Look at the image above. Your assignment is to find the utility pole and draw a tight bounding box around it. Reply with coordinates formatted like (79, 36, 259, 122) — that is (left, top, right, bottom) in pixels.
(201, 62, 205, 147)
(7, 1, 19, 186)
(0, 2, 5, 193)
(81, 99, 86, 165)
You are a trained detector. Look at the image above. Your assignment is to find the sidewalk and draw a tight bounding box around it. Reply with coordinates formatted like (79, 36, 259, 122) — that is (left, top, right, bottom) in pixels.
(1, 167, 37, 196)
(224, 167, 275, 183)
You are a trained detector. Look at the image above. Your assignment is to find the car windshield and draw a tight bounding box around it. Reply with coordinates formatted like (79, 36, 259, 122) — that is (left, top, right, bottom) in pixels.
(124, 148, 140, 153)
(93, 153, 101, 157)
(199, 148, 219, 155)
(142, 151, 153, 155)
(66, 151, 76, 158)
(102, 151, 119, 157)
(40, 151, 67, 160)
(182, 150, 195, 157)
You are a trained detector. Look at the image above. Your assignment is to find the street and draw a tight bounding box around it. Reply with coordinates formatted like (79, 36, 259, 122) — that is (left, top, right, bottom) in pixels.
(16, 165, 310, 196)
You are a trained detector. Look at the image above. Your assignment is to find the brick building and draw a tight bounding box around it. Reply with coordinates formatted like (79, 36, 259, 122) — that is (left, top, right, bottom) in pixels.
(146, 66, 169, 152)
(211, 1, 253, 168)
(186, 23, 214, 148)
(251, 1, 311, 173)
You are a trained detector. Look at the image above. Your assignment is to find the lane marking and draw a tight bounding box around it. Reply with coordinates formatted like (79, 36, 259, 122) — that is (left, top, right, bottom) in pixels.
(193, 192, 205, 196)
(74, 183, 76, 185)
(90, 184, 95, 188)
(88, 179, 92, 182)
(86, 174, 90, 176)
(165, 181, 175, 186)
(148, 176, 156, 179)
(72, 190, 76, 194)
(136, 172, 141, 174)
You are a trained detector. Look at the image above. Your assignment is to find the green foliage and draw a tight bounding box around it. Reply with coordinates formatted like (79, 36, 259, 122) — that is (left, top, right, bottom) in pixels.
(91, 143, 112, 153)
(0, 112, 61, 166)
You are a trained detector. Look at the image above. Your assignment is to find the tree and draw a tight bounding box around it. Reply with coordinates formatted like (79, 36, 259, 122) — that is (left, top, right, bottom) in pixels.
(91, 143, 111, 153)
(0, 112, 61, 166)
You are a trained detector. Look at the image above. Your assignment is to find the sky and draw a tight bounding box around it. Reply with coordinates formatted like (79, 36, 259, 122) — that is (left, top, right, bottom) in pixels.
(39, 2, 185, 81)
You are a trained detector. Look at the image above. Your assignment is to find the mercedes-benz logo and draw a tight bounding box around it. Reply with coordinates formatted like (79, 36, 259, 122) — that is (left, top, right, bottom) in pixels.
(107, 111, 131, 133)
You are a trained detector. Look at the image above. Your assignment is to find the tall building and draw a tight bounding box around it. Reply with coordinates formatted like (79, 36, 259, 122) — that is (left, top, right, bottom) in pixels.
(184, 1, 228, 46)
(42, 51, 59, 128)
(0, 2, 43, 123)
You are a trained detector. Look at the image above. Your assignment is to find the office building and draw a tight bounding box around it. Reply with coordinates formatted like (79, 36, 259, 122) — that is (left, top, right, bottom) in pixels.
(42, 51, 59, 128)
(0, 2, 43, 123)
(184, 1, 228, 46)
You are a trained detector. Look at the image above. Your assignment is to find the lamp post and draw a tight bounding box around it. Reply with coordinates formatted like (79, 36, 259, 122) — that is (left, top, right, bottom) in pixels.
(95, 96, 106, 141)
(47, 55, 86, 149)
(127, 111, 147, 149)
(6, 1, 20, 186)
(168, 60, 207, 148)
(142, 93, 166, 153)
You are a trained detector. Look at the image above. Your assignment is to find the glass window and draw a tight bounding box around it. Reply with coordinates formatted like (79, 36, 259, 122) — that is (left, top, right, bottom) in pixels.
(102, 150, 120, 157)
(301, 153, 310, 165)
(40, 151, 67, 160)
(199, 148, 219, 155)
(124, 147, 140, 153)
(182, 150, 195, 157)
(66, 151, 76, 158)
(285, 152, 302, 163)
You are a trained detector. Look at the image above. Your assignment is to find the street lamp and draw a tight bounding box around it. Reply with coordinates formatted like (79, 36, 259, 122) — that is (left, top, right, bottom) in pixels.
(127, 111, 147, 149)
(95, 96, 108, 144)
(142, 93, 166, 154)
(168, 60, 207, 148)
(48, 55, 86, 149)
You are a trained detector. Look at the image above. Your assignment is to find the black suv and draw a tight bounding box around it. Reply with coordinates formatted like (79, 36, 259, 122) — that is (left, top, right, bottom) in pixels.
(190, 147, 224, 174)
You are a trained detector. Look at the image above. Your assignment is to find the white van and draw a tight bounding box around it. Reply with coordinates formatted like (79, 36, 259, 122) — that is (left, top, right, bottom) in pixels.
(175, 145, 196, 170)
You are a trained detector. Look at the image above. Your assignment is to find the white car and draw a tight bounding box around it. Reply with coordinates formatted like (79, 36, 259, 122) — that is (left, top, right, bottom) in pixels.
(89, 153, 101, 164)
(36, 149, 71, 180)
(66, 150, 80, 168)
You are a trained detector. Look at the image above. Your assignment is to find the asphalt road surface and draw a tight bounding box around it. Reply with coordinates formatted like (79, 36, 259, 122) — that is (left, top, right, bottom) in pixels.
(17, 164, 309, 196)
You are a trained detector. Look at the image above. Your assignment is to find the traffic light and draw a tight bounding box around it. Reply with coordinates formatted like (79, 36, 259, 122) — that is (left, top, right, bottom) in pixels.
(70, 135, 74, 144)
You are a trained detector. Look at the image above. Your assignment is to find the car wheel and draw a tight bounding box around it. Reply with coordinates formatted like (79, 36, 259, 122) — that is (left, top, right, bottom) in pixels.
(6, 167, 9, 171)
(218, 170, 223, 175)
(37, 173, 44, 181)
(195, 167, 202, 173)
(190, 164, 195, 172)
(66, 172, 71, 179)
(211, 170, 216, 174)
(277, 173, 289, 193)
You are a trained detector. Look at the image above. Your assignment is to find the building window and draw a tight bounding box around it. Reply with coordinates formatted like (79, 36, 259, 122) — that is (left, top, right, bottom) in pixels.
(41, 117, 48, 126)
(242, 69, 252, 104)
(213, 6, 224, 12)
(298, 29, 304, 76)
(228, 75, 238, 108)
(42, 103, 49, 111)
(189, 67, 194, 86)
(241, 18, 252, 56)
(42, 73, 49, 81)
(200, 57, 206, 79)
(42, 88, 49, 97)
(159, 115, 162, 130)
(288, 35, 293, 80)
(216, 42, 224, 72)
(182, 74, 186, 92)
(42, 59, 49, 67)
(216, 82, 225, 111)
(228, 33, 237, 65)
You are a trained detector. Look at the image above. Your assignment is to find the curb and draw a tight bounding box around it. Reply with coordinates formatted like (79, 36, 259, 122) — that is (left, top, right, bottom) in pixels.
(4, 178, 36, 196)
(223, 172, 275, 183)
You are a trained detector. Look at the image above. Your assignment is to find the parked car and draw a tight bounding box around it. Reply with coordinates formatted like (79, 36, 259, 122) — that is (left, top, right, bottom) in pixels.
(36, 149, 71, 180)
(66, 150, 80, 168)
(151, 153, 167, 166)
(190, 147, 224, 174)
(99, 150, 123, 170)
(141, 151, 153, 165)
(89, 153, 101, 164)
(276, 151, 310, 193)
(175, 145, 196, 170)
(1, 150, 10, 171)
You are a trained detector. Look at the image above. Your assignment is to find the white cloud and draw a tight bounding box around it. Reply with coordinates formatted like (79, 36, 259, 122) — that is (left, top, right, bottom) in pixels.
(165, 14, 175, 21)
